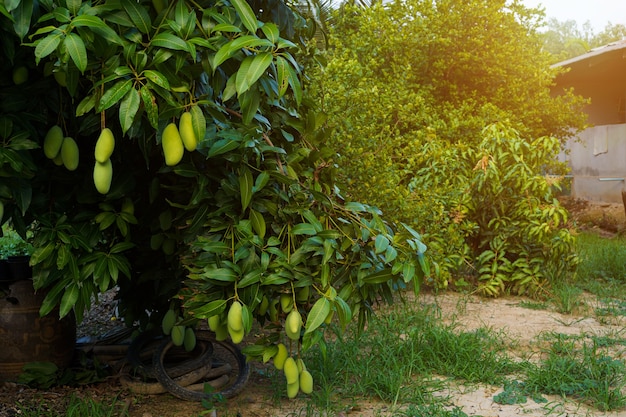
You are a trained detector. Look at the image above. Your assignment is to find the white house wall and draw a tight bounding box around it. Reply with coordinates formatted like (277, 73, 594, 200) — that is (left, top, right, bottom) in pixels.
(560, 123, 626, 203)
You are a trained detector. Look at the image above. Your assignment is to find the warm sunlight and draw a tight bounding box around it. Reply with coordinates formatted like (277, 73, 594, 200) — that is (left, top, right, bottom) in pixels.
(523, 0, 626, 31)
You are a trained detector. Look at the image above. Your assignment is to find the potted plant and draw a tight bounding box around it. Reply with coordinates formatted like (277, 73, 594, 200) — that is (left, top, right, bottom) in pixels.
(0, 228, 33, 284)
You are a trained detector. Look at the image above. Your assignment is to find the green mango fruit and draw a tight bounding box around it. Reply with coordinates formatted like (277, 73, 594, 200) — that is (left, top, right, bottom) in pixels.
(93, 159, 113, 194)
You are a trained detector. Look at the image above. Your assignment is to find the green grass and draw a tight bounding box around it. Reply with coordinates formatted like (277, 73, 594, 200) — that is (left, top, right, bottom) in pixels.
(15, 393, 129, 417)
(575, 232, 626, 296)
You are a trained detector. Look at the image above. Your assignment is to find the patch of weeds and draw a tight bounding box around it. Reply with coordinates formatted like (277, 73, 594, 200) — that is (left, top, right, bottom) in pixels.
(524, 341, 626, 411)
(517, 300, 549, 310)
(575, 233, 626, 299)
(595, 299, 626, 318)
(493, 380, 547, 405)
(590, 334, 626, 348)
(551, 281, 584, 315)
(399, 403, 474, 417)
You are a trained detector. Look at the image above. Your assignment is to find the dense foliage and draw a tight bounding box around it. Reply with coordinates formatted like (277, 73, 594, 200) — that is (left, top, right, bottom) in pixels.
(0, 0, 427, 392)
(315, 0, 584, 294)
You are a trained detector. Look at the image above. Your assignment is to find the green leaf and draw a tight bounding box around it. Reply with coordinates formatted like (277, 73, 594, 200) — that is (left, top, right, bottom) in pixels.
(239, 88, 260, 125)
(362, 268, 394, 284)
(34, 30, 63, 60)
(64, 32, 87, 73)
(292, 223, 317, 236)
(139, 85, 159, 129)
(121, 0, 151, 34)
(70, 15, 124, 45)
(98, 79, 132, 112)
(204, 268, 237, 282)
(66, 0, 80, 14)
(275, 55, 289, 98)
(12, 0, 33, 40)
(119, 87, 140, 134)
(151, 32, 189, 52)
(239, 166, 253, 210)
(260, 22, 279, 43)
(190, 105, 206, 144)
(374, 234, 390, 254)
(230, 0, 257, 33)
(212, 35, 272, 69)
(236, 52, 272, 94)
(193, 299, 227, 318)
(59, 283, 79, 319)
(249, 208, 265, 238)
(76, 94, 96, 116)
(208, 138, 239, 157)
(304, 298, 331, 335)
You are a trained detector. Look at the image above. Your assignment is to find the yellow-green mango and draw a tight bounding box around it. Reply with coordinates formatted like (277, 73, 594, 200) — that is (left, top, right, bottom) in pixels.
(227, 301, 243, 332)
(171, 325, 185, 346)
(61, 137, 79, 171)
(274, 343, 288, 370)
(280, 294, 293, 313)
(228, 325, 244, 344)
(93, 159, 113, 194)
(94, 128, 115, 163)
(258, 296, 269, 316)
(215, 322, 229, 341)
(283, 357, 298, 384)
(179, 111, 197, 151)
(208, 315, 221, 332)
(161, 309, 177, 335)
(285, 309, 302, 340)
(43, 125, 64, 159)
(184, 327, 197, 351)
(299, 370, 313, 394)
(286, 381, 299, 399)
(12, 66, 28, 85)
(162, 123, 184, 166)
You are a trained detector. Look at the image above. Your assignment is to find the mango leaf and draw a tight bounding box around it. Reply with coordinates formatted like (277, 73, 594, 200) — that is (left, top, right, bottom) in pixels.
(230, 0, 257, 33)
(192, 299, 227, 318)
(249, 208, 265, 238)
(291, 223, 317, 236)
(64, 33, 87, 73)
(212, 35, 272, 69)
(239, 88, 260, 125)
(139, 85, 158, 129)
(239, 166, 253, 210)
(11, 0, 33, 40)
(34, 30, 63, 60)
(236, 52, 272, 94)
(121, 0, 151, 34)
(98, 79, 132, 111)
(260, 22, 279, 43)
(275, 56, 289, 98)
(151, 32, 189, 52)
(66, 0, 80, 14)
(76, 94, 96, 116)
(70, 15, 124, 45)
(374, 234, 389, 254)
(189, 105, 206, 143)
(208, 138, 239, 157)
(334, 296, 352, 327)
(59, 283, 79, 318)
(304, 298, 330, 334)
(284, 58, 302, 106)
(204, 268, 237, 282)
(119, 87, 140, 134)
(362, 268, 394, 284)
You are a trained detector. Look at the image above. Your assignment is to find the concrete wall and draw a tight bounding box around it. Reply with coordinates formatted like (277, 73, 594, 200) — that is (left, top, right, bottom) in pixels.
(560, 123, 626, 203)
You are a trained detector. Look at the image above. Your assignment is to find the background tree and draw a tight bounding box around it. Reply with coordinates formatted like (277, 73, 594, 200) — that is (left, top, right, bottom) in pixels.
(314, 0, 584, 294)
(541, 19, 626, 61)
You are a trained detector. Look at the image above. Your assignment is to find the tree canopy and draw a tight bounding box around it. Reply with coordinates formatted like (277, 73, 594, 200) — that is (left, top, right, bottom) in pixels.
(314, 0, 584, 294)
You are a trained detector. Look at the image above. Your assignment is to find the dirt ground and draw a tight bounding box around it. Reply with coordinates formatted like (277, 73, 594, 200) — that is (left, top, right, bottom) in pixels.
(1, 199, 626, 417)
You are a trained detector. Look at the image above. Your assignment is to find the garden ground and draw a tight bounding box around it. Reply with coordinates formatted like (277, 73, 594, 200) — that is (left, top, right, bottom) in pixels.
(1, 198, 625, 417)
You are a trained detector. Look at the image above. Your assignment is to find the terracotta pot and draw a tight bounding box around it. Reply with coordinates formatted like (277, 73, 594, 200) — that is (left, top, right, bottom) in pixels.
(0, 280, 76, 381)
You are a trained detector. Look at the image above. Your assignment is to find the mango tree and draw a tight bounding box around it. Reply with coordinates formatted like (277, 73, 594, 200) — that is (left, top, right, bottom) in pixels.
(0, 0, 427, 397)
